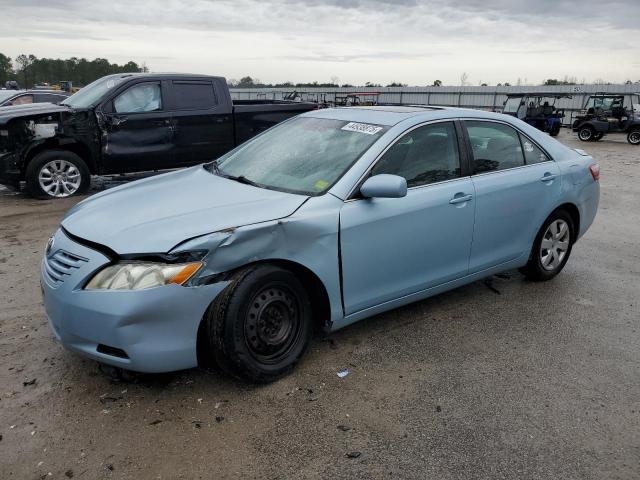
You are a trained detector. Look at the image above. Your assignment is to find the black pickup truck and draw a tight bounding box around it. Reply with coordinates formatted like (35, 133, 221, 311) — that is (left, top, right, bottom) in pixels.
(0, 73, 316, 198)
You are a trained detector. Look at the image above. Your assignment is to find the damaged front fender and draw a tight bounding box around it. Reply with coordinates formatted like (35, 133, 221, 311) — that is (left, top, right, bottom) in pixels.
(170, 194, 345, 327)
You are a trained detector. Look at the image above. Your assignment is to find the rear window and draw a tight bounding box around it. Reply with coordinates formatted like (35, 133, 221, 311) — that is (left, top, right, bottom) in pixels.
(172, 82, 217, 110)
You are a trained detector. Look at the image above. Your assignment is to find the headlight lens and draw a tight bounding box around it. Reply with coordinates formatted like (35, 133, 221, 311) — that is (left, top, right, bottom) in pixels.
(85, 261, 203, 290)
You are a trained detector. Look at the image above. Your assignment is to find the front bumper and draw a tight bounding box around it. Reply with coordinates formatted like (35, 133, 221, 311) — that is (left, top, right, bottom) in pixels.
(41, 228, 228, 373)
(0, 151, 21, 189)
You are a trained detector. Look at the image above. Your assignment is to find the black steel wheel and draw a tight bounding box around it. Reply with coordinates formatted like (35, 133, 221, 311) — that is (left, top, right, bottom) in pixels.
(205, 264, 312, 383)
(628, 129, 640, 145)
(578, 126, 594, 142)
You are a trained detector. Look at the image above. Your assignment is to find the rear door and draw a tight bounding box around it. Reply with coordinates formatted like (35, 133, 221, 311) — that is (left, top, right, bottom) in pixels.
(463, 120, 561, 272)
(101, 80, 174, 173)
(167, 79, 234, 166)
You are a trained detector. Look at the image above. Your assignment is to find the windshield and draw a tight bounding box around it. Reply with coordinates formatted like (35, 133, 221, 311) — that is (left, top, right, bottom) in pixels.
(213, 117, 388, 195)
(62, 76, 128, 108)
(584, 96, 622, 111)
(0, 90, 19, 103)
(503, 97, 522, 113)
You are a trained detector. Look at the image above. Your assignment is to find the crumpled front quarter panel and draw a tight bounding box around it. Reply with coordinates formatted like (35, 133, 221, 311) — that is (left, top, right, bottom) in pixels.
(173, 194, 344, 325)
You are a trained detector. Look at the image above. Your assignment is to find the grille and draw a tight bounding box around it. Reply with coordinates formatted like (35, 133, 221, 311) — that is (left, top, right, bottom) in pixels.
(44, 250, 87, 285)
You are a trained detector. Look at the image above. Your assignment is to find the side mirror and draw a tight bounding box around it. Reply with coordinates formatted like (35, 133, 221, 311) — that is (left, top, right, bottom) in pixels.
(360, 174, 407, 199)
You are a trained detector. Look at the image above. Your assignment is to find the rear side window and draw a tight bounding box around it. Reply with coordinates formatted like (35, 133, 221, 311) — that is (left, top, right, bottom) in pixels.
(371, 121, 461, 187)
(35, 94, 67, 104)
(465, 121, 524, 173)
(520, 134, 549, 165)
(172, 82, 217, 110)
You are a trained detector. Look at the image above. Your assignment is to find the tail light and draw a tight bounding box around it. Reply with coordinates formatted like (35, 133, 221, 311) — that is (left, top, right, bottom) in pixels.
(589, 163, 600, 181)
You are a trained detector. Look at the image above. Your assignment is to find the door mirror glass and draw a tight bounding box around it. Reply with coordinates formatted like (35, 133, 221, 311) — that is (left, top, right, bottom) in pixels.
(360, 174, 407, 199)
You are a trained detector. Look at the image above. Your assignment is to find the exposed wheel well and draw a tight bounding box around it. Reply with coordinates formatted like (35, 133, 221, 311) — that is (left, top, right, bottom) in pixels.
(23, 141, 95, 178)
(196, 259, 332, 368)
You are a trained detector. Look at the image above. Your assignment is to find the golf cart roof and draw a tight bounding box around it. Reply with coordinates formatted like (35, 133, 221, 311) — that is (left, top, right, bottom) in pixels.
(506, 93, 572, 99)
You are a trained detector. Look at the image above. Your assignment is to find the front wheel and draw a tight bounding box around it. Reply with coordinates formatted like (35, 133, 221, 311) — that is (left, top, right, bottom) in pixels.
(628, 129, 640, 145)
(25, 150, 90, 199)
(520, 210, 575, 281)
(578, 126, 594, 142)
(206, 264, 312, 383)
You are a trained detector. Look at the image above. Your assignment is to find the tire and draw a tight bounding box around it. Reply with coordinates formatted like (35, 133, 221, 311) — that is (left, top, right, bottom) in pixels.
(25, 150, 90, 199)
(628, 128, 640, 145)
(520, 209, 575, 282)
(549, 129, 559, 137)
(205, 264, 312, 383)
(577, 126, 594, 142)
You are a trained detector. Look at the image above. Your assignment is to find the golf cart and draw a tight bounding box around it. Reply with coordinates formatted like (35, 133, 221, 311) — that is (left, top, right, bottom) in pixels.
(502, 94, 571, 136)
(571, 93, 640, 145)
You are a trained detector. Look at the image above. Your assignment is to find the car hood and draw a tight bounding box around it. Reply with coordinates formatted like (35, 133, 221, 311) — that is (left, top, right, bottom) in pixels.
(0, 102, 72, 125)
(61, 166, 309, 254)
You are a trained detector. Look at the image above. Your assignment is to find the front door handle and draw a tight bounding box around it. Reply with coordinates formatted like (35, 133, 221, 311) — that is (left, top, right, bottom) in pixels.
(540, 173, 557, 182)
(449, 193, 473, 205)
(153, 119, 171, 126)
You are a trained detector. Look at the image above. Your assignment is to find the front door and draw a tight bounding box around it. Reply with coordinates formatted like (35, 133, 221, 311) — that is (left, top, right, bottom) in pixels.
(340, 121, 475, 315)
(102, 81, 174, 173)
(463, 120, 562, 272)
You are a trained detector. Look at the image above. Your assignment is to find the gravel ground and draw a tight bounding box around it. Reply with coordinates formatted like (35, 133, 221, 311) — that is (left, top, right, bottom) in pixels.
(0, 130, 638, 479)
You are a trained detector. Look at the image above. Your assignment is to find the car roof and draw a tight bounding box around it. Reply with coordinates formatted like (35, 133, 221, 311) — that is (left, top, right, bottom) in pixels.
(102, 72, 226, 82)
(302, 105, 508, 126)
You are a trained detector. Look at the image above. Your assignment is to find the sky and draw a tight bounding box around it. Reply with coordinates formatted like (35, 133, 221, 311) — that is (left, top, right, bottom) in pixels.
(1, 0, 639, 86)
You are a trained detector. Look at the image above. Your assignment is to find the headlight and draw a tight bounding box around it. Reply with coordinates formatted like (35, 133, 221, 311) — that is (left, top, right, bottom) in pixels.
(85, 261, 203, 290)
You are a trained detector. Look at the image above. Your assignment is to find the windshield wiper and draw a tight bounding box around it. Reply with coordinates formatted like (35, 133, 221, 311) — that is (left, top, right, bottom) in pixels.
(223, 173, 261, 188)
(206, 161, 261, 187)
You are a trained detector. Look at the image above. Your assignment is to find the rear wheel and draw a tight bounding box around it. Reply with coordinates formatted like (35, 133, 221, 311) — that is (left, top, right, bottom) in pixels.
(578, 126, 594, 142)
(25, 150, 90, 199)
(520, 210, 574, 282)
(205, 264, 312, 383)
(628, 128, 640, 145)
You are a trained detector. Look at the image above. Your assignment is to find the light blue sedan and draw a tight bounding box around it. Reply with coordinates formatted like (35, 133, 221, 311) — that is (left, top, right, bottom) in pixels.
(41, 106, 600, 382)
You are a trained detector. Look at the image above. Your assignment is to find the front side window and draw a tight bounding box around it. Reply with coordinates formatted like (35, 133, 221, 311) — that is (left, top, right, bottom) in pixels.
(172, 81, 217, 110)
(214, 117, 388, 195)
(114, 82, 162, 114)
(10, 94, 33, 106)
(371, 122, 461, 187)
(465, 121, 524, 173)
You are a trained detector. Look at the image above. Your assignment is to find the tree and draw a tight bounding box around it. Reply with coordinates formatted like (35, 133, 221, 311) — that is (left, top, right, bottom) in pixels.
(0, 53, 13, 86)
(432, 79, 442, 87)
(386, 81, 407, 87)
(460, 72, 469, 86)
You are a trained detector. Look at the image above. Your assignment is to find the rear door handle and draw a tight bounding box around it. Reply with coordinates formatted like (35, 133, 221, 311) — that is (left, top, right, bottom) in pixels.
(449, 193, 473, 205)
(540, 173, 557, 182)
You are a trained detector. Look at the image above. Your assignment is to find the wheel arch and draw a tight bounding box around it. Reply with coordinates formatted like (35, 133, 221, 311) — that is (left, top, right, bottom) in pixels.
(22, 139, 96, 178)
(196, 258, 332, 368)
(552, 202, 580, 238)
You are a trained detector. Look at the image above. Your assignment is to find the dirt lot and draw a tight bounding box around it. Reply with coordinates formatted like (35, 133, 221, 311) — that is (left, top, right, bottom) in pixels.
(1, 130, 639, 479)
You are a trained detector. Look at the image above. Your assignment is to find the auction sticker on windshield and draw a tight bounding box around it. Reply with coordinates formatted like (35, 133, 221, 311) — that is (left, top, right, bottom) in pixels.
(341, 122, 384, 135)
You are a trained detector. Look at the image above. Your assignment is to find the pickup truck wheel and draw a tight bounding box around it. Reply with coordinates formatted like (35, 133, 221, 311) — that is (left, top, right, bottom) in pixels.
(25, 150, 90, 199)
(628, 129, 640, 145)
(206, 264, 312, 383)
(520, 210, 574, 282)
(578, 126, 594, 142)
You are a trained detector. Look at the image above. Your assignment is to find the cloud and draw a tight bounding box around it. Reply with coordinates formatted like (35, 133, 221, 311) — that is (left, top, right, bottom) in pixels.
(0, 0, 639, 85)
